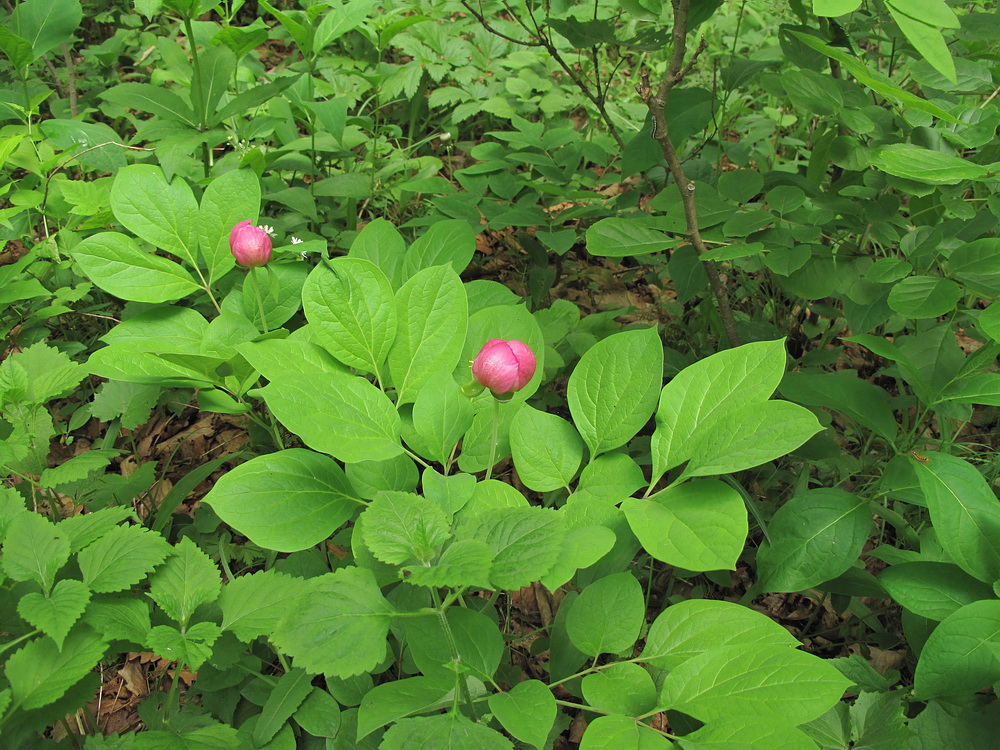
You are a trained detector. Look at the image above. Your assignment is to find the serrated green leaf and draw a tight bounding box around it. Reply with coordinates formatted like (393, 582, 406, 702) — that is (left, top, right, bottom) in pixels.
(455, 506, 564, 590)
(148, 536, 221, 625)
(272, 567, 393, 678)
(0, 341, 84, 405)
(2, 512, 69, 592)
(361, 491, 451, 565)
(146, 621, 220, 670)
(219, 569, 310, 642)
(83, 595, 152, 643)
(402, 539, 493, 589)
(38, 449, 122, 489)
(78, 524, 171, 593)
(17, 579, 91, 650)
(7, 628, 107, 711)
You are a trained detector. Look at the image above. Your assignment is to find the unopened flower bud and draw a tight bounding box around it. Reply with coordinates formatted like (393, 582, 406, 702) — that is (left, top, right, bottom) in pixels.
(230, 220, 273, 268)
(472, 339, 536, 398)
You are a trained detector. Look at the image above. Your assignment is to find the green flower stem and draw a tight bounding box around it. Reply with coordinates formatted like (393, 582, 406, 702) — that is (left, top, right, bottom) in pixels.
(485, 397, 501, 481)
(250, 266, 268, 333)
(432, 593, 478, 721)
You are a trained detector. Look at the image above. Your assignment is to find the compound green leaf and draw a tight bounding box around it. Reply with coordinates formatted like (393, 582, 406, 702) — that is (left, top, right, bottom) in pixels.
(203, 449, 360, 553)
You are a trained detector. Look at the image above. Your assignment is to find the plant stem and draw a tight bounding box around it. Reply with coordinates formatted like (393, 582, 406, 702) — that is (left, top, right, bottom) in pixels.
(485, 397, 501, 481)
(637, 0, 739, 348)
(250, 266, 268, 333)
(183, 16, 211, 178)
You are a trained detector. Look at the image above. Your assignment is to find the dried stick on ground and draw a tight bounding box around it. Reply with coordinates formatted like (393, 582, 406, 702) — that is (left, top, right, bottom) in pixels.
(637, 0, 740, 348)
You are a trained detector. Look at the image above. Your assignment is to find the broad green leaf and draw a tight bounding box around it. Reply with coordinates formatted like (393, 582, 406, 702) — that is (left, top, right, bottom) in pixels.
(59, 506, 134, 554)
(455, 399, 523, 474)
(756, 489, 873, 592)
(914, 600, 1000, 698)
(219, 569, 310, 642)
(623, 481, 747, 571)
(813, 0, 861, 17)
(195, 43, 236, 125)
(39, 448, 122, 489)
(254, 668, 315, 747)
(148, 536, 222, 626)
(203, 449, 360, 553)
(17, 579, 91, 650)
(0, 27, 32, 70)
(101, 307, 208, 354)
(146, 621, 220, 671)
(586, 218, 676, 258)
(388, 264, 468, 404)
(294, 688, 341, 738)
(879, 562, 994, 621)
(357, 675, 453, 741)
(572, 453, 646, 505)
(111, 165, 199, 260)
(887, 275, 962, 318)
(907, 698, 1000, 748)
(272, 567, 394, 678)
(10, 0, 82, 61)
(381, 713, 513, 749)
(258, 373, 403, 463)
(912, 452, 1000, 582)
(403, 219, 477, 278)
(237, 336, 348, 382)
(660, 645, 851, 725)
(421, 468, 476, 517)
(197, 168, 260, 285)
(579, 714, 671, 749)
(348, 217, 406, 289)
(405, 607, 503, 682)
(72, 232, 201, 302)
(412, 374, 475, 465)
(871, 145, 985, 184)
(540, 524, 616, 590)
(582, 662, 657, 716)
(86, 346, 215, 387)
(77, 524, 171, 593)
(510, 406, 584, 491)
(100, 83, 197, 127)
(886, 3, 956, 83)
(361, 491, 451, 565)
(566, 573, 643, 656)
(779, 370, 897, 440)
(488, 679, 556, 750)
(346, 454, 419, 500)
(948, 238, 1000, 298)
(40, 120, 127, 173)
(237, 262, 309, 331)
(567, 327, 663, 458)
(314, 0, 378, 51)
(7, 628, 107, 711)
(651, 339, 786, 481)
(887, 0, 958, 27)
(641, 599, 797, 671)
(682, 400, 821, 479)
(303, 258, 397, 375)
(679, 716, 818, 749)
(1, 511, 69, 592)
(455, 506, 564, 590)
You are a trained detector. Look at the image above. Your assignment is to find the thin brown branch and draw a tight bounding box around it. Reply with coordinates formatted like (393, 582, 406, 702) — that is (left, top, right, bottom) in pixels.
(62, 43, 78, 118)
(638, 0, 739, 348)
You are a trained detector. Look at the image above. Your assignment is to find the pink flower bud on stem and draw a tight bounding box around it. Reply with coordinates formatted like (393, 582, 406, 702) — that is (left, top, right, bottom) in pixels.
(229, 220, 272, 268)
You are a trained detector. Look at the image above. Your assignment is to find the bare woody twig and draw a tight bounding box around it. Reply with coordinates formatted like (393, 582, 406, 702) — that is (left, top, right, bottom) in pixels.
(637, 0, 740, 348)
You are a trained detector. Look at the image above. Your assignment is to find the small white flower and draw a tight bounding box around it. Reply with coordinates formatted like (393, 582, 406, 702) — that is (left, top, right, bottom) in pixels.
(260, 224, 276, 236)
(290, 236, 303, 244)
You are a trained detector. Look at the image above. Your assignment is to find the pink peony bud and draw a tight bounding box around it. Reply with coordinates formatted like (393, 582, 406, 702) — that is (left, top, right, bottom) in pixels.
(472, 339, 536, 397)
(229, 220, 272, 268)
